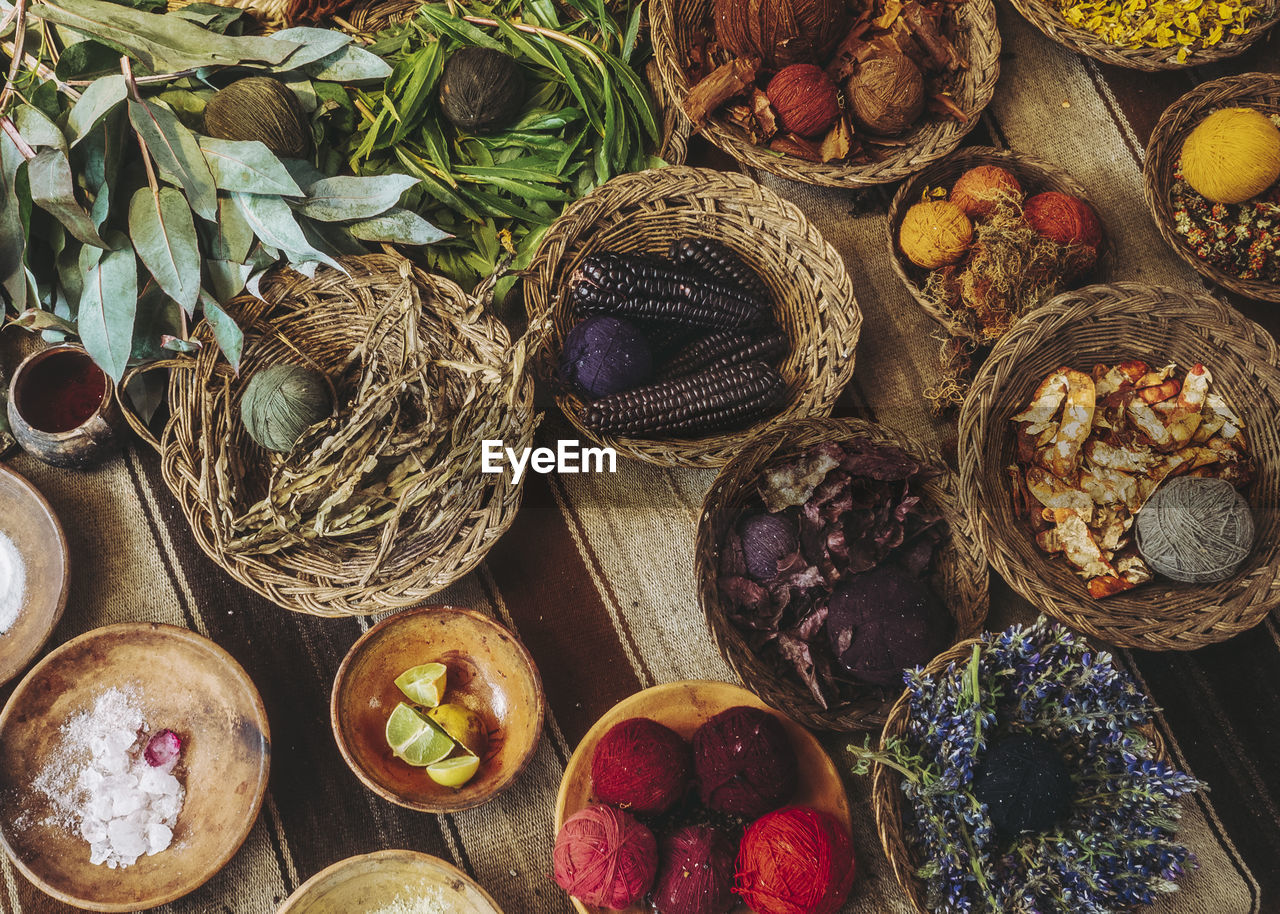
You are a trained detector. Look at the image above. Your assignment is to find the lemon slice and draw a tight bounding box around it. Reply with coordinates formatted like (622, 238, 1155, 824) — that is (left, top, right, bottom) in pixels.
(394, 662, 447, 707)
(426, 703, 488, 757)
(426, 754, 480, 788)
(385, 702, 456, 767)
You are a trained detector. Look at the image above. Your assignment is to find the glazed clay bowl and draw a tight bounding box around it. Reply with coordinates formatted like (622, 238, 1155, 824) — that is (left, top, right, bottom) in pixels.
(277, 849, 504, 914)
(0, 623, 271, 912)
(331, 606, 545, 813)
(0, 464, 69, 686)
(554, 679, 854, 914)
(7, 344, 125, 469)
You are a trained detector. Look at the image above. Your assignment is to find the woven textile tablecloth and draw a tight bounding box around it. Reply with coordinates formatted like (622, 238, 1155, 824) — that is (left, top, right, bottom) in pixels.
(2, 13, 1279, 914)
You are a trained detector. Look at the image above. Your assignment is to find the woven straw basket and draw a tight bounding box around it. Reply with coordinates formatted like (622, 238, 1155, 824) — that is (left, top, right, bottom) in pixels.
(121, 255, 538, 617)
(1144, 72, 1280, 304)
(1007, 0, 1279, 69)
(887, 146, 1112, 330)
(695, 416, 989, 731)
(958, 282, 1280, 650)
(650, 0, 1000, 187)
(524, 166, 862, 468)
(870, 636, 1170, 914)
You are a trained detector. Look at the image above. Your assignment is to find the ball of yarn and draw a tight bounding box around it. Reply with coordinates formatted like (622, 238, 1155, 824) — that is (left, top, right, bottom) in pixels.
(560, 316, 653, 398)
(898, 201, 973, 269)
(1136, 476, 1254, 583)
(692, 705, 797, 818)
(734, 806, 856, 914)
(592, 717, 691, 814)
(972, 733, 1073, 837)
(1024, 191, 1102, 250)
(950, 165, 1023, 220)
(554, 805, 659, 910)
(1181, 107, 1280, 204)
(739, 513, 799, 581)
(652, 825, 737, 914)
(239, 364, 331, 453)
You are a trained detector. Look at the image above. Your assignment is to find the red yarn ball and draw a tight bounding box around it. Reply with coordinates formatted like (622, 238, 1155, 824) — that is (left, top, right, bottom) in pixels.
(693, 706, 798, 818)
(734, 806, 856, 914)
(554, 805, 659, 910)
(652, 825, 738, 914)
(592, 717, 692, 814)
(1024, 191, 1102, 250)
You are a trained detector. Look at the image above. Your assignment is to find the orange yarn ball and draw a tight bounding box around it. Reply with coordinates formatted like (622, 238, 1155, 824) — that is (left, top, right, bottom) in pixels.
(950, 165, 1023, 219)
(1024, 191, 1101, 250)
(734, 806, 856, 914)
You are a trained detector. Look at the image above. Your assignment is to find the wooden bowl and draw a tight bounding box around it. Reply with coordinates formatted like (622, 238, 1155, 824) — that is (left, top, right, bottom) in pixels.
(331, 606, 545, 813)
(553, 679, 853, 914)
(277, 849, 504, 914)
(0, 623, 270, 912)
(0, 464, 69, 686)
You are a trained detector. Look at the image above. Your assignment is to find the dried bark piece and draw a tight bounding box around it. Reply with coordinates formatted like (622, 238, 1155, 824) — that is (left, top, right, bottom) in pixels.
(683, 58, 759, 126)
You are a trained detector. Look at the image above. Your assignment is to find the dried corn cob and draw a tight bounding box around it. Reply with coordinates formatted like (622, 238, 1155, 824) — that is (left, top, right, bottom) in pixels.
(570, 251, 767, 330)
(659, 328, 789, 379)
(582, 361, 786, 437)
(669, 237, 770, 302)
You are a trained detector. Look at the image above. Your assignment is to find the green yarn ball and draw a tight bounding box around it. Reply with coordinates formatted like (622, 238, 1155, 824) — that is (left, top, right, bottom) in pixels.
(239, 365, 331, 453)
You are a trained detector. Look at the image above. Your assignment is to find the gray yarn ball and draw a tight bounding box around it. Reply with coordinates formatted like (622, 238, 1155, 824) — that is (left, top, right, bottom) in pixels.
(1135, 477, 1254, 583)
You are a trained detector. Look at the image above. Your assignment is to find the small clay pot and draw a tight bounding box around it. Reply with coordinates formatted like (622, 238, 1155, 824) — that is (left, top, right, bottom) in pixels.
(7, 345, 125, 469)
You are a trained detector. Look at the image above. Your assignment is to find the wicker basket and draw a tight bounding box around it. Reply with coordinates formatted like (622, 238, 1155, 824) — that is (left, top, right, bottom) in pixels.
(524, 166, 863, 468)
(1006, 0, 1279, 69)
(887, 146, 1112, 330)
(870, 636, 1169, 914)
(1144, 73, 1280, 303)
(695, 416, 989, 731)
(958, 282, 1280, 650)
(121, 255, 538, 617)
(651, 0, 1000, 187)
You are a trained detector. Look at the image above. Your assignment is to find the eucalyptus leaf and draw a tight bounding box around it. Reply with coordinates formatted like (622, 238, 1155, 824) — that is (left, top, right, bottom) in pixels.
(54, 40, 124, 80)
(280, 157, 326, 190)
(300, 44, 391, 83)
(199, 137, 303, 196)
(161, 335, 201, 353)
(153, 89, 208, 130)
(67, 76, 127, 146)
(16, 104, 67, 151)
(129, 185, 201, 314)
(206, 258, 252, 301)
(268, 27, 351, 69)
(232, 191, 343, 272)
(344, 207, 450, 246)
(206, 194, 254, 263)
(77, 233, 138, 381)
(10, 307, 77, 334)
(130, 280, 184, 360)
(295, 174, 418, 221)
(128, 98, 219, 221)
(168, 2, 245, 33)
(0, 133, 27, 308)
(199, 289, 243, 369)
(26, 148, 110, 248)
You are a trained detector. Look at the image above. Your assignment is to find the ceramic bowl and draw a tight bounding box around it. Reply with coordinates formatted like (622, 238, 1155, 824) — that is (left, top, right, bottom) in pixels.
(331, 606, 545, 813)
(0, 623, 271, 911)
(554, 679, 854, 914)
(278, 849, 504, 913)
(0, 464, 69, 686)
(7, 344, 125, 469)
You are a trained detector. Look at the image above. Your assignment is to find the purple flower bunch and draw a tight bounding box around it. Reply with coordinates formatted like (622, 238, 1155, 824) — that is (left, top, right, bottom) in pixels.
(850, 618, 1201, 913)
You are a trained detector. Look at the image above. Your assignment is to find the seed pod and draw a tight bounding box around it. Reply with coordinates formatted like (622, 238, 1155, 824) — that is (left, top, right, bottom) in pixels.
(582, 361, 786, 437)
(203, 76, 310, 159)
(658, 327, 788, 379)
(668, 237, 770, 302)
(439, 47, 527, 134)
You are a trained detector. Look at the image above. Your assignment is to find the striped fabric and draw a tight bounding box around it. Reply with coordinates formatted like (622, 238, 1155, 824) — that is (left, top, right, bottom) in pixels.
(1, 16, 1278, 914)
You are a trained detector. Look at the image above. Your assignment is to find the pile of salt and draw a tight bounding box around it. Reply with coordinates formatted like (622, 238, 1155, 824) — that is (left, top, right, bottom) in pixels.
(0, 529, 25, 634)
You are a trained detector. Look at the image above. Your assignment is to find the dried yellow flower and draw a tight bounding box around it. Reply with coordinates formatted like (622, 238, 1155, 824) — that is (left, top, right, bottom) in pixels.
(1055, 0, 1259, 53)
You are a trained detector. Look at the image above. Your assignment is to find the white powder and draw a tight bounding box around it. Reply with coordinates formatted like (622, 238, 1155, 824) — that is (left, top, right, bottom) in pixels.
(31, 687, 185, 868)
(0, 529, 25, 634)
(366, 888, 448, 914)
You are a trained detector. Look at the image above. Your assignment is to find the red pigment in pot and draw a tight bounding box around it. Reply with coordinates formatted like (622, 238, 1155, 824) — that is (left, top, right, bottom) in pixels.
(17, 351, 106, 433)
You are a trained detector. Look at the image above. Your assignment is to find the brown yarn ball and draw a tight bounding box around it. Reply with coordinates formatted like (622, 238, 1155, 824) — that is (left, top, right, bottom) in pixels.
(1024, 191, 1102, 250)
(693, 705, 797, 818)
(1135, 476, 1254, 583)
(899, 201, 974, 269)
(554, 805, 659, 910)
(592, 717, 692, 814)
(713, 0, 849, 68)
(846, 53, 924, 136)
(950, 165, 1024, 220)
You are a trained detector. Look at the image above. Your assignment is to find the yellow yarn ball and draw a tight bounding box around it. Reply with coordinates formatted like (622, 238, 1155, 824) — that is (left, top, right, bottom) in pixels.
(1181, 107, 1280, 205)
(899, 201, 973, 269)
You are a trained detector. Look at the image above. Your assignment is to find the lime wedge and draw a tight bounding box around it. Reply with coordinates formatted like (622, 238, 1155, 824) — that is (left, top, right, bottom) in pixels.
(385, 702, 456, 767)
(394, 662, 447, 707)
(426, 753, 480, 788)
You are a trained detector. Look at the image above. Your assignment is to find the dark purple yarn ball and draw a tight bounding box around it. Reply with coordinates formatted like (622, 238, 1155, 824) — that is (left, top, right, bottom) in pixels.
(651, 825, 737, 914)
(692, 706, 798, 818)
(739, 513, 798, 581)
(560, 316, 653, 398)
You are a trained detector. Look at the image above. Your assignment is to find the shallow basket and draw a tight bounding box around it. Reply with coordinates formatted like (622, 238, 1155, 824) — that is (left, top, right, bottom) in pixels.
(123, 255, 538, 617)
(887, 146, 1112, 330)
(870, 636, 1169, 914)
(695, 416, 989, 731)
(524, 166, 863, 468)
(651, 0, 1000, 187)
(958, 282, 1280, 650)
(1007, 0, 1279, 69)
(1144, 73, 1280, 303)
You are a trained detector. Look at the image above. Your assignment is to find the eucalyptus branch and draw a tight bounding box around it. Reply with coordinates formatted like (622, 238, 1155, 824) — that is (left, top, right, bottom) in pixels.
(121, 56, 159, 196)
(67, 66, 200, 88)
(0, 0, 28, 115)
(0, 112, 33, 158)
(1, 37, 79, 98)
